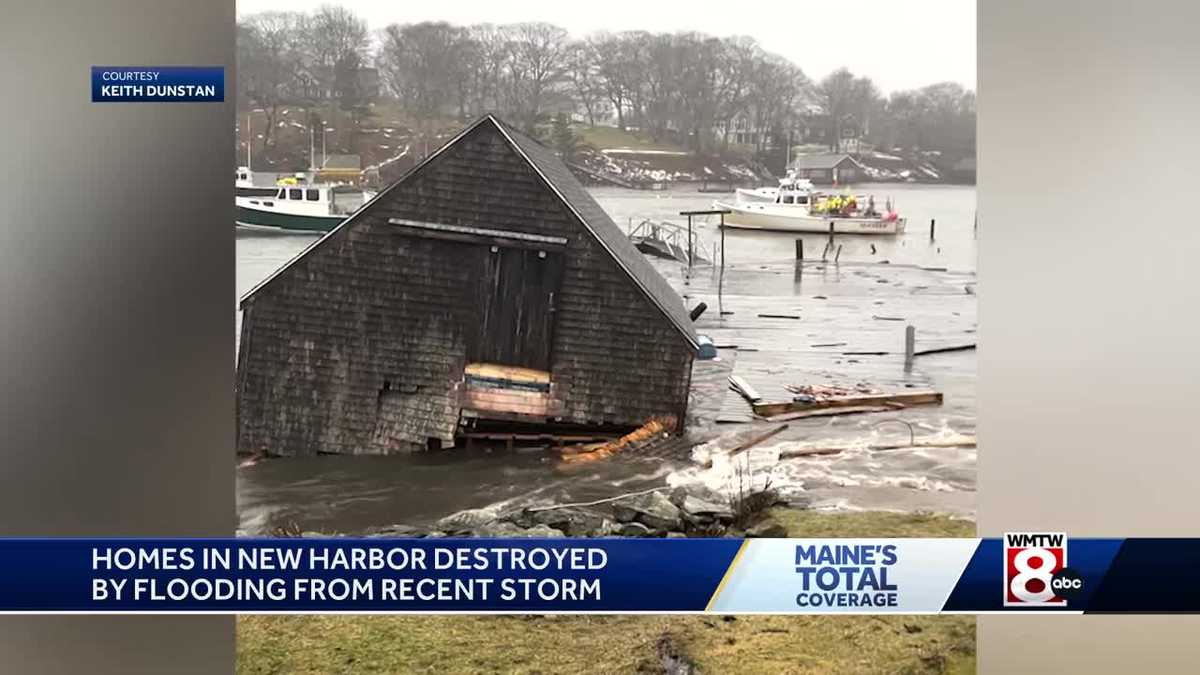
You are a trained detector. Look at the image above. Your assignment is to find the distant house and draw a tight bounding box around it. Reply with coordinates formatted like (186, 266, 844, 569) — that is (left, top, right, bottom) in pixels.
(237, 115, 699, 456)
(791, 154, 863, 185)
(719, 112, 769, 147)
(290, 66, 381, 102)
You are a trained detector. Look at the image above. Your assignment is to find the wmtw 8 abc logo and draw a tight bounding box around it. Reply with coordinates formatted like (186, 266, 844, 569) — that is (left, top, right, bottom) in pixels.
(1003, 532, 1083, 607)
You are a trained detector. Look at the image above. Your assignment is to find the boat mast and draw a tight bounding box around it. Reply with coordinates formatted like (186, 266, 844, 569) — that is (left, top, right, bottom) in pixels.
(785, 128, 791, 173)
(309, 123, 315, 171)
(246, 112, 251, 170)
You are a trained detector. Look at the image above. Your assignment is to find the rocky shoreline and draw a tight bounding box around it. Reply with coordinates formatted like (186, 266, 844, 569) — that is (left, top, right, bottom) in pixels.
(281, 484, 804, 540)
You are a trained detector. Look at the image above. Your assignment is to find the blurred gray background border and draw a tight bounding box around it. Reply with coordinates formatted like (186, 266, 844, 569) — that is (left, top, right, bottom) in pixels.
(0, 1, 234, 672)
(979, 0, 1200, 670)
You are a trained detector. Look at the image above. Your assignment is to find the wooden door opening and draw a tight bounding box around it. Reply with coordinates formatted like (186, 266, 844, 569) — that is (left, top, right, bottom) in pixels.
(469, 246, 564, 371)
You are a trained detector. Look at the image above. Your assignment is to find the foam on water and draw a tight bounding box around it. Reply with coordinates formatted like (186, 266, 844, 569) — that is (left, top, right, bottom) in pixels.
(666, 425, 976, 513)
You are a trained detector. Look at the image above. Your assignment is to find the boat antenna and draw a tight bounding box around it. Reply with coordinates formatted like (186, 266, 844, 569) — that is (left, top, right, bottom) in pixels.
(246, 112, 251, 170)
(309, 123, 315, 171)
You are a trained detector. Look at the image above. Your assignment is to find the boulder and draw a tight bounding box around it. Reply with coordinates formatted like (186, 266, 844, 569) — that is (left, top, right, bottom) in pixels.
(611, 491, 682, 531)
(366, 524, 422, 538)
(524, 507, 610, 537)
(668, 487, 690, 509)
(510, 524, 566, 538)
(472, 521, 564, 538)
(680, 496, 734, 524)
(436, 507, 502, 533)
(618, 522, 656, 537)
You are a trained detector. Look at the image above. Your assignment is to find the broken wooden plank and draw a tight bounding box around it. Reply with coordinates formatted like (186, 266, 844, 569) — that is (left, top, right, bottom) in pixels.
(913, 344, 977, 356)
(780, 434, 976, 459)
(728, 375, 762, 403)
(753, 391, 943, 418)
(752, 405, 893, 422)
(558, 417, 674, 464)
(700, 423, 790, 467)
(728, 424, 788, 457)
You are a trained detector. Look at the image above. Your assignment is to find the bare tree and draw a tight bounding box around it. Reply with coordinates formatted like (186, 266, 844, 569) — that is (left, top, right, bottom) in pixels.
(238, 11, 308, 154)
(507, 22, 569, 131)
(234, 9, 975, 170)
(378, 22, 470, 121)
(301, 5, 369, 98)
(816, 68, 881, 152)
(565, 40, 608, 125)
(464, 24, 510, 115)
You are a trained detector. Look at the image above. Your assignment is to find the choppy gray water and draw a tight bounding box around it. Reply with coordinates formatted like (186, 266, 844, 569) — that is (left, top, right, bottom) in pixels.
(236, 183, 977, 535)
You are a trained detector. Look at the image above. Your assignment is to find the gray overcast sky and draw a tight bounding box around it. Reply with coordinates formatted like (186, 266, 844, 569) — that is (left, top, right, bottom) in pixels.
(236, 0, 975, 93)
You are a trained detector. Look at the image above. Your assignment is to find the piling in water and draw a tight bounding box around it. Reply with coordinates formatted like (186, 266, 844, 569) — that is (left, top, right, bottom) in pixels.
(904, 325, 916, 371)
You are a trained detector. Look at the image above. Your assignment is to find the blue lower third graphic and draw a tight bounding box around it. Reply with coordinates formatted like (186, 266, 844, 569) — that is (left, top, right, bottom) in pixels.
(0, 538, 1197, 613)
(92, 66, 224, 103)
(0, 539, 742, 612)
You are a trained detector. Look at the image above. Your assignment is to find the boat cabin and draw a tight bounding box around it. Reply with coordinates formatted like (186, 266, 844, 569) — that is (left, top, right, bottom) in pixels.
(775, 177, 814, 205)
(235, 166, 282, 198)
(242, 184, 369, 216)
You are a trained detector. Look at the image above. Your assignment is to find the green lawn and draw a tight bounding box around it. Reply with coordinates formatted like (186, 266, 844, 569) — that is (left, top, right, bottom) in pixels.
(237, 511, 976, 674)
(576, 125, 691, 154)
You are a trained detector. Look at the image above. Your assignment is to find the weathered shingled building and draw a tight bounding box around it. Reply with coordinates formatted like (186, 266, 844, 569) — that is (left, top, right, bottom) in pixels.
(237, 115, 699, 456)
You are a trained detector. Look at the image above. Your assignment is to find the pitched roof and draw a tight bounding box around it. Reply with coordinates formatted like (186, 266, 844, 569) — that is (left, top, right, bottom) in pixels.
(791, 153, 861, 170)
(242, 114, 699, 349)
(320, 154, 361, 170)
(489, 118, 698, 348)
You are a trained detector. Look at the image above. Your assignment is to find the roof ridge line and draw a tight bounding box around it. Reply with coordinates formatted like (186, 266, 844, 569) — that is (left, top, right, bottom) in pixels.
(489, 120, 700, 350)
(239, 114, 495, 306)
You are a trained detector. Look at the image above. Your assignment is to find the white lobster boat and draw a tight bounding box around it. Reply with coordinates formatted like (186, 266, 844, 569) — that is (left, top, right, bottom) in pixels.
(713, 200, 907, 234)
(715, 178, 905, 235)
(236, 181, 374, 233)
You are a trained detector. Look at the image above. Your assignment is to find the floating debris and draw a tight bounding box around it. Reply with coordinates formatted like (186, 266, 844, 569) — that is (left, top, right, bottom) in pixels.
(913, 344, 977, 356)
(559, 417, 676, 465)
(752, 390, 943, 418)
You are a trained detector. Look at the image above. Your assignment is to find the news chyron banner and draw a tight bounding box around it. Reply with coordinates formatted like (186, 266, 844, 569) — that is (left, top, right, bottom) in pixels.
(0, 534, 1195, 613)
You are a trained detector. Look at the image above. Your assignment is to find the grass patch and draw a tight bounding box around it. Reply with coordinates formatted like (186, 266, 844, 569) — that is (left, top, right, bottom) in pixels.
(237, 510, 977, 674)
(577, 125, 690, 153)
(770, 509, 976, 538)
